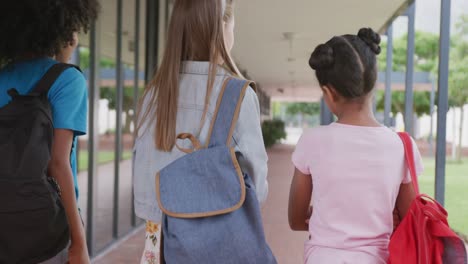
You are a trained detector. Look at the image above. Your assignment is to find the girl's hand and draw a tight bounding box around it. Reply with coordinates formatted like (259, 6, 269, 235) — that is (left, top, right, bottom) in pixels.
(394, 182, 417, 231)
(48, 129, 89, 264)
(288, 168, 312, 231)
(68, 241, 90, 264)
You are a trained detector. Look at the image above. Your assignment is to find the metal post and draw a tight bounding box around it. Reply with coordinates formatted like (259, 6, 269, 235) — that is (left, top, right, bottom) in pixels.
(165, 0, 170, 35)
(86, 17, 100, 257)
(435, 0, 451, 205)
(384, 24, 393, 127)
(145, 0, 160, 83)
(113, 0, 123, 239)
(131, 0, 141, 228)
(405, 3, 416, 136)
(320, 98, 334, 125)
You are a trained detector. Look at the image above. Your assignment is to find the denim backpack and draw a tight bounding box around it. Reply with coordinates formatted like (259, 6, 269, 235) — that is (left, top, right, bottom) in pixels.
(156, 77, 277, 264)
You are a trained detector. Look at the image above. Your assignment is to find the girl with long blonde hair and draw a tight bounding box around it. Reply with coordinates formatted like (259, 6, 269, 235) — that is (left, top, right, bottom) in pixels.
(134, 0, 270, 262)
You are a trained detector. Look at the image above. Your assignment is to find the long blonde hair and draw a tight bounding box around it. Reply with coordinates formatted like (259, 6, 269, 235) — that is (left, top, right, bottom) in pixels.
(137, 0, 242, 152)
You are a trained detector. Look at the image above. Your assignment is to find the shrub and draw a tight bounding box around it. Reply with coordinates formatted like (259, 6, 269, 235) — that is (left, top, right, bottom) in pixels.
(262, 119, 286, 148)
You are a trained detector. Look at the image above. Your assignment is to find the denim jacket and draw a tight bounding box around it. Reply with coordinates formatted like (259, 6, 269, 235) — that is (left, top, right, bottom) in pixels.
(133, 61, 269, 222)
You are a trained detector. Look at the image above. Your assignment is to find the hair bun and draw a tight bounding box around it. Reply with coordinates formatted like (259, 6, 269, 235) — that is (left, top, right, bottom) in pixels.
(358, 28, 381, 55)
(309, 44, 334, 70)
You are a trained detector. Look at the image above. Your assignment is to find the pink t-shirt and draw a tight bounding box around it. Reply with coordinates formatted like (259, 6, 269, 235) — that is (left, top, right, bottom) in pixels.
(292, 123, 423, 264)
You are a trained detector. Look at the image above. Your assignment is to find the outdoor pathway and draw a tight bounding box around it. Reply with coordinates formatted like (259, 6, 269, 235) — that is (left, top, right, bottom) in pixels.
(85, 144, 468, 264)
(77, 159, 137, 252)
(92, 144, 308, 264)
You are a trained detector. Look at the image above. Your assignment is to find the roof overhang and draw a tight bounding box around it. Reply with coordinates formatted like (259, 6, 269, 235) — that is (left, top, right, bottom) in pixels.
(232, 0, 414, 102)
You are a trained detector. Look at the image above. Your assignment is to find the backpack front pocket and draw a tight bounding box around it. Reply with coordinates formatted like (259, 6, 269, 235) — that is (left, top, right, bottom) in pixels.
(156, 146, 245, 218)
(0, 178, 69, 264)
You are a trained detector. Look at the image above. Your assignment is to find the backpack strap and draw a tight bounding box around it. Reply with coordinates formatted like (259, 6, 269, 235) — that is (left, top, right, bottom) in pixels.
(206, 77, 254, 148)
(398, 132, 420, 194)
(29, 63, 79, 95)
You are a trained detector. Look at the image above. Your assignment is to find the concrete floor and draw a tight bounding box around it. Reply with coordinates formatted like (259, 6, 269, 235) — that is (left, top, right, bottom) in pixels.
(77, 158, 138, 252)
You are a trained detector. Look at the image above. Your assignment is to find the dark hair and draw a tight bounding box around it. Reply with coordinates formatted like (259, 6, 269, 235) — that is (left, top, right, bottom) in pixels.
(0, 0, 100, 66)
(309, 28, 381, 99)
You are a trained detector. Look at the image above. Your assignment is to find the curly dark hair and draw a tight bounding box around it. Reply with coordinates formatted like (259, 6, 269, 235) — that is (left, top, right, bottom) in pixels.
(0, 0, 100, 66)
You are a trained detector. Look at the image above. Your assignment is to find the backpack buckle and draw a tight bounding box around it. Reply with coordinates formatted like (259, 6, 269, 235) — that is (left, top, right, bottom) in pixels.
(7, 89, 19, 98)
(175, 133, 202, 154)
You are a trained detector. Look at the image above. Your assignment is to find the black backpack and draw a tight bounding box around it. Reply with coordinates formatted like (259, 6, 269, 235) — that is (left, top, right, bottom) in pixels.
(0, 63, 76, 264)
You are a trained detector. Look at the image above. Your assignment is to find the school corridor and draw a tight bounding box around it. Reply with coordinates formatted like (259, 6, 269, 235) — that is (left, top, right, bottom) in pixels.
(91, 145, 307, 264)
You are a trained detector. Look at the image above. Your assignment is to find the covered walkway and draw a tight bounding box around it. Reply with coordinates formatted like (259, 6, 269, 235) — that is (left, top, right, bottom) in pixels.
(74, 0, 458, 258)
(92, 145, 308, 264)
(91, 144, 468, 264)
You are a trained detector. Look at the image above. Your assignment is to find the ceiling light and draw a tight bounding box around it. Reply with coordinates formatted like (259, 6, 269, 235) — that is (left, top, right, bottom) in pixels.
(283, 32, 296, 40)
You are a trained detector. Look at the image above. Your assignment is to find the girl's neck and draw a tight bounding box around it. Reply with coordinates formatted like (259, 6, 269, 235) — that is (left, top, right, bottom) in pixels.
(335, 101, 381, 127)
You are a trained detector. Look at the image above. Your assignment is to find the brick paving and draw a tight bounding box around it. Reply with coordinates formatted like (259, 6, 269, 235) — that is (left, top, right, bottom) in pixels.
(86, 143, 468, 263)
(91, 144, 308, 264)
(77, 159, 136, 252)
(93, 227, 146, 264)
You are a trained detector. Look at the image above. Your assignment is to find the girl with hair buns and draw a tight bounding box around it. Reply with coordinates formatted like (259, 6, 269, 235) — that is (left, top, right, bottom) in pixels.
(288, 28, 423, 263)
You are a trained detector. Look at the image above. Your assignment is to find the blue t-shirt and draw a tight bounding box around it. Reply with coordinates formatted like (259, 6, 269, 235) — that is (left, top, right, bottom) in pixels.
(0, 58, 88, 199)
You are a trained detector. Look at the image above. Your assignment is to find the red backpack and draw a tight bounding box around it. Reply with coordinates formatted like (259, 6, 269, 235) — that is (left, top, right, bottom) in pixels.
(388, 132, 467, 264)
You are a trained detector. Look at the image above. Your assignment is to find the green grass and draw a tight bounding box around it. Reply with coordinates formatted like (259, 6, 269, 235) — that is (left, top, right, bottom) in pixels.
(78, 151, 132, 172)
(418, 158, 468, 236)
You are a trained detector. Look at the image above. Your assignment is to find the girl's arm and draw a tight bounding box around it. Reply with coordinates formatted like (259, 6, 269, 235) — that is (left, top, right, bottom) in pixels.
(288, 168, 312, 231)
(395, 137, 421, 223)
(395, 183, 416, 220)
(48, 129, 90, 264)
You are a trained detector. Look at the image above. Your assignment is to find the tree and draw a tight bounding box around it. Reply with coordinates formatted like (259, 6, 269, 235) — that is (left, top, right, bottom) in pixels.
(100, 86, 144, 134)
(456, 14, 468, 35)
(376, 90, 431, 118)
(286, 102, 320, 116)
(271, 101, 283, 119)
(79, 47, 117, 69)
(377, 31, 438, 126)
(378, 31, 439, 72)
(286, 102, 320, 127)
(449, 15, 468, 162)
(79, 47, 140, 134)
(448, 57, 468, 162)
(378, 23, 468, 158)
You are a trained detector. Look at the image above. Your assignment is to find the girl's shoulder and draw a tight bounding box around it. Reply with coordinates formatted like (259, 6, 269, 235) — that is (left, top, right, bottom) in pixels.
(296, 126, 331, 148)
(300, 125, 334, 139)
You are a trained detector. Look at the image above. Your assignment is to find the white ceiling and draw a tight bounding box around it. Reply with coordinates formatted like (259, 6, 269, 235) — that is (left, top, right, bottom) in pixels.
(232, 0, 411, 102)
